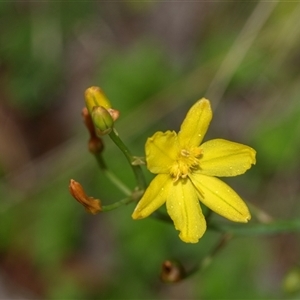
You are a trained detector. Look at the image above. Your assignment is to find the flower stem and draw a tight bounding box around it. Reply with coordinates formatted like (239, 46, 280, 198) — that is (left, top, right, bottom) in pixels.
(101, 196, 133, 212)
(94, 152, 132, 196)
(210, 219, 300, 236)
(109, 128, 146, 191)
(184, 233, 232, 279)
(199, 233, 233, 271)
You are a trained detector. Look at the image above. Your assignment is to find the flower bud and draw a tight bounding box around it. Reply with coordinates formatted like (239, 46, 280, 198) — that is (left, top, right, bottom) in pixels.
(69, 179, 102, 214)
(160, 260, 186, 283)
(91, 106, 114, 136)
(85, 86, 112, 115)
(283, 267, 300, 294)
(88, 137, 104, 154)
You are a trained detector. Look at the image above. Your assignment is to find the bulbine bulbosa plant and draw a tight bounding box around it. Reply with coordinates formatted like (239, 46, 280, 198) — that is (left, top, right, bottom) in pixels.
(69, 86, 300, 283)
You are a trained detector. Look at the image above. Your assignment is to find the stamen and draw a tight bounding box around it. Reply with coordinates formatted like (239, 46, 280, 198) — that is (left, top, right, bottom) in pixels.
(181, 149, 190, 157)
(170, 147, 202, 181)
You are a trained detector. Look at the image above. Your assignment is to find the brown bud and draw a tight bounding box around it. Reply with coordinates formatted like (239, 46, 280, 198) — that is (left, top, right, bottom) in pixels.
(69, 179, 102, 214)
(160, 260, 186, 283)
(88, 137, 104, 154)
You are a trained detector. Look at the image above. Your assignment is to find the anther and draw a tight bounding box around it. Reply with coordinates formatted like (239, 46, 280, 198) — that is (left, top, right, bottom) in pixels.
(181, 149, 190, 157)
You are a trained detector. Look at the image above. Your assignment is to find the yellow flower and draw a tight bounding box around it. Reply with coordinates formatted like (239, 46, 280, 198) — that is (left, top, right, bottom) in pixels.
(132, 98, 256, 243)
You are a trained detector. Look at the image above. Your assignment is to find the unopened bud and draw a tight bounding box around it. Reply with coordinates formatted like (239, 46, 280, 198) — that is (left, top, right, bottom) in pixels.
(69, 179, 102, 214)
(88, 137, 104, 154)
(85, 86, 112, 115)
(283, 267, 300, 294)
(91, 106, 114, 136)
(160, 260, 186, 283)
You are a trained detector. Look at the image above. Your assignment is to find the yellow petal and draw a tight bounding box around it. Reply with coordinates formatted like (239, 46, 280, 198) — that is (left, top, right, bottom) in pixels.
(166, 179, 206, 243)
(198, 139, 256, 177)
(178, 98, 212, 148)
(132, 174, 171, 219)
(146, 131, 179, 174)
(190, 174, 251, 222)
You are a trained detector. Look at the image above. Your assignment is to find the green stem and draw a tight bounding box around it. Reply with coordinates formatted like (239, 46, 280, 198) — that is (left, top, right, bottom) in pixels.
(183, 233, 232, 279)
(101, 197, 133, 212)
(109, 128, 146, 191)
(199, 233, 232, 271)
(94, 153, 131, 196)
(209, 219, 300, 236)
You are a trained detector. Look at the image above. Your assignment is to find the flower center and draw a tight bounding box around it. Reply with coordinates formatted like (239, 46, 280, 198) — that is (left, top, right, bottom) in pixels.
(169, 147, 202, 181)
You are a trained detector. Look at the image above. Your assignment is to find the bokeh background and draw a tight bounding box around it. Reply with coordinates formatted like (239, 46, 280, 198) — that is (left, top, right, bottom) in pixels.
(1, 1, 300, 299)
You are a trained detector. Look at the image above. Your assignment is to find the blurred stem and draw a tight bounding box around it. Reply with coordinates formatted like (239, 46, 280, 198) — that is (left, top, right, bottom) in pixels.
(152, 209, 300, 237)
(210, 219, 300, 236)
(100, 187, 144, 212)
(184, 233, 232, 278)
(199, 233, 233, 271)
(101, 196, 133, 212)
(109, 128, 146, 191)
(94, 152, 132, 196)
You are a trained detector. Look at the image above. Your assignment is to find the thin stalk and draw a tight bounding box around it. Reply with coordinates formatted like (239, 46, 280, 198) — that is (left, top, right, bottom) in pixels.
(183, 233, 232, 279)
(101, 196, 133, 212)
(94, 153, 131, 196)
(109, 128, 146, 191)
(209, 219, 300, 236)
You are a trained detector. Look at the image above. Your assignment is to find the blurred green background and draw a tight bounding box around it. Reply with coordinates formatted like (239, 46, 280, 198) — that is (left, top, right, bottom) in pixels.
(1, 1, 300, 299)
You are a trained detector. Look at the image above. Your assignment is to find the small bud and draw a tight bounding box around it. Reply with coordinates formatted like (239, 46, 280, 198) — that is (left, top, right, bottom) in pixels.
(85, 86, 112, 115)
(160, 260, 186, 283)
(69, 179, 102, 214)
(283, 267, 300, 294)
(91, 106, 114, 136)
(88, 137, 104, 154)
